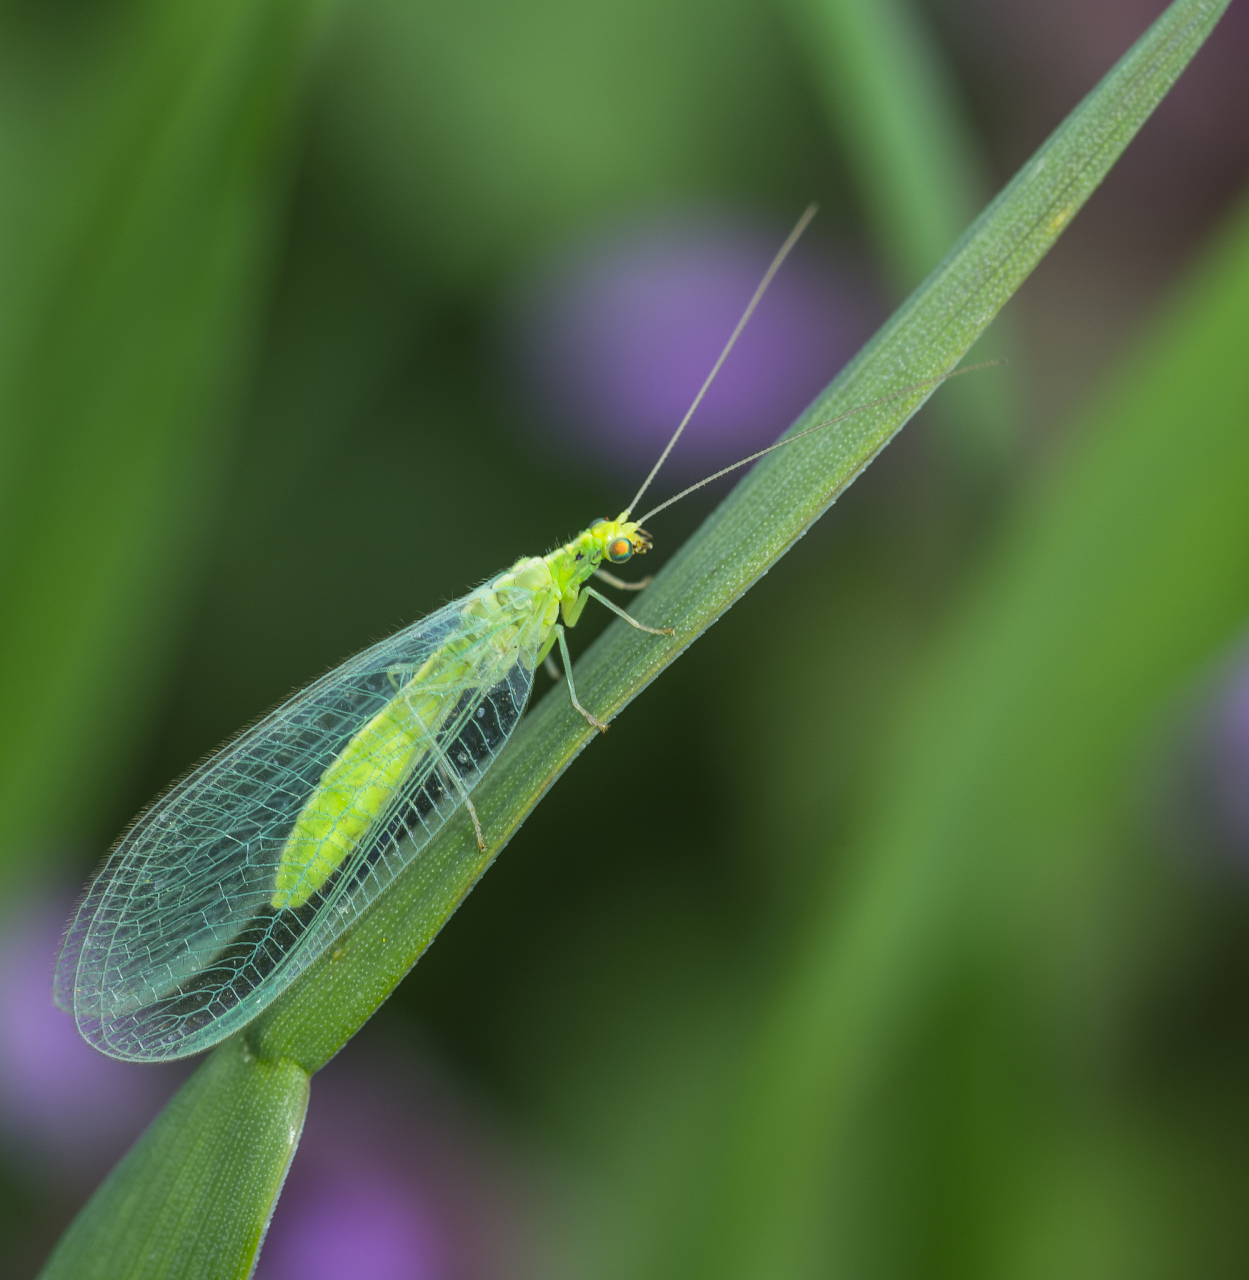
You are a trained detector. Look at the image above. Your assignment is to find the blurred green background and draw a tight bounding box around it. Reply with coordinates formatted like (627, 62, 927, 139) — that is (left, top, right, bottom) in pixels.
(2, 0, 1249, 1276)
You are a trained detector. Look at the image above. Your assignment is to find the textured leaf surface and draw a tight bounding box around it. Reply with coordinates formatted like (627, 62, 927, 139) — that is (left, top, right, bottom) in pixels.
(40, 1041, 308, 1280)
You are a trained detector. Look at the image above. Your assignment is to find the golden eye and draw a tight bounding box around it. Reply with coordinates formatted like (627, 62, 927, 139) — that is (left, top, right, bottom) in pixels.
(606, 537, 633, 563)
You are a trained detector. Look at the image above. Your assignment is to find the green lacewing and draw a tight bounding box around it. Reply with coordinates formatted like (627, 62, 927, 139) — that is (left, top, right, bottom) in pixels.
(55, 206, 992, 1061)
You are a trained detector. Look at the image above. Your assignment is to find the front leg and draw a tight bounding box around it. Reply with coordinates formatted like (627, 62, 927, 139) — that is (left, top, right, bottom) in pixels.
(385, 663, 415, 691)
(555, 625, 608, 733)
(583, 587, 674, 636)
(561, 586, 591, 628)
(593, 568, 653, 591)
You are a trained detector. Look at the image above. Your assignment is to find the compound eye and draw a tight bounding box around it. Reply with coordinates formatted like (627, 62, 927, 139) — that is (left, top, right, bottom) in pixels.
(606, 537, 633, 563)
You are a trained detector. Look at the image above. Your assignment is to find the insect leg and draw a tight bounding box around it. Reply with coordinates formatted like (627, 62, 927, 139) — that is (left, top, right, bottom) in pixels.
(583, 587, 675, 636)
(544, 654, 561, 681)
(436, 761, 487, 852)
(385, 663, 415, 691)
(463, 795, 486, 852)
(593, 568, 653, 591)
(556, 625, 609, 733)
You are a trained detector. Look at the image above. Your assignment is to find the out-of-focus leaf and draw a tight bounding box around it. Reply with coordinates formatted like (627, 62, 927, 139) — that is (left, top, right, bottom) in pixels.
(0, 0, 333, 875)
(785, 0, 1016, 472)
(682, 136, 1249, 1280)
(315, 0, 825, 288)
(39, 1041, 309, 1280)
(786, 0, 980, 291)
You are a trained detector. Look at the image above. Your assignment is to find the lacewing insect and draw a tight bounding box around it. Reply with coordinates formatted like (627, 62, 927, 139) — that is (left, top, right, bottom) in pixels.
(55, 205, 994, 1062)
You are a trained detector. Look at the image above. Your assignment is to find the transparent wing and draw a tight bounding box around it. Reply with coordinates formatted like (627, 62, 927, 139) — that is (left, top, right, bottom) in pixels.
(56, 582, 542, 1062)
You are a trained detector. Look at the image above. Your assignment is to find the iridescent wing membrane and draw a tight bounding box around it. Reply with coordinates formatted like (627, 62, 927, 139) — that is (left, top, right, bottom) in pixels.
(56, 580, 543, 1062)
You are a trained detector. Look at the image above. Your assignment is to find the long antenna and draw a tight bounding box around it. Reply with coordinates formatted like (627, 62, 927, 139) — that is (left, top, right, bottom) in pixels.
(635, 360, 1005, 525)
(622, 202, 819, 518)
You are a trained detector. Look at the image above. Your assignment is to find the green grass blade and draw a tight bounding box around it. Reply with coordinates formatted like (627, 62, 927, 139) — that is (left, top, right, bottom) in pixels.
(39, 1042, 309, 1280)
(253, 0, 1231, 1072)
(785, 0, 981, 292)
(678, 175, 1249, 1280)
(44, 1, 1230, 1274)
(0, 0, 331, 876)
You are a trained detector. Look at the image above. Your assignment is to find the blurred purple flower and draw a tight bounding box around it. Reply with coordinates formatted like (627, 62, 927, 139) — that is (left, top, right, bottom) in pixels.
(0, 888, 185, 1173)
(262, 1162, 445, 1280)
(1209, 656, 1249, 855)
(257, 1051, 551, 1280)
(506, 210, 880, 488)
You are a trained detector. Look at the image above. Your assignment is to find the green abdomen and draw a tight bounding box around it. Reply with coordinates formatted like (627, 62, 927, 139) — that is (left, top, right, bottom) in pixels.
(270, 570, 552, 912)
(270, 661, 469, 910)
